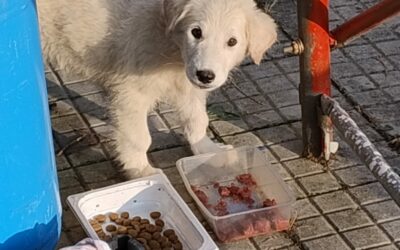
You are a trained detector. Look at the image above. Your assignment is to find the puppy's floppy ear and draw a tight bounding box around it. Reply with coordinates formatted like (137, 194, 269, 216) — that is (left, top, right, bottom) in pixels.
(162, 0, 190, 34)
(247, 10, 277, 65)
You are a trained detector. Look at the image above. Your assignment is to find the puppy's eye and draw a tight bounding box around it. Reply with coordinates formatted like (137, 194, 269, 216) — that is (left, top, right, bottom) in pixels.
(227, 37, 237, 47)
(191, 27, 202, 39)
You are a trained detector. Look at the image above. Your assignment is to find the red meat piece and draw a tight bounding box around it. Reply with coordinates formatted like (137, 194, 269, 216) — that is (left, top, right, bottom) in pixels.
(218, 186, 231, 197)
(263, 198, 277, 207)
(236, 173, 257, 186)
(192, 188, 209, 206)
(214, 199, 229, 216)
(238, 186, 252, 199)
(253, 218, 271, 233)
(228, 185, 240, 195)
(213, 182, 220, 189)
(274, 218, 290, 231)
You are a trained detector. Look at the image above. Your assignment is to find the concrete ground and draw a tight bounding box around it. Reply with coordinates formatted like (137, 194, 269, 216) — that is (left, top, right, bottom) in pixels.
(51, 0, 400, 249)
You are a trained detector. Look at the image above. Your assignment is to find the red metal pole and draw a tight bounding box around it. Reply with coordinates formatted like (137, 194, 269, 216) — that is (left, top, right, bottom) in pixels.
(297, 0, 332, 160)
(331, 0, 400, 47)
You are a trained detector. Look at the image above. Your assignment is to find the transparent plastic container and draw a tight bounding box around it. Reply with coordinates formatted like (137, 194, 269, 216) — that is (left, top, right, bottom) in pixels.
(67, 173, 218, 249)
(176, 146, 295, 242)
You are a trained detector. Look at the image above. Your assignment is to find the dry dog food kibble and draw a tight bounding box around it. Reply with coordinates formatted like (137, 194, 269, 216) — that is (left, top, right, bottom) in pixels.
(89, 211, 183, 250)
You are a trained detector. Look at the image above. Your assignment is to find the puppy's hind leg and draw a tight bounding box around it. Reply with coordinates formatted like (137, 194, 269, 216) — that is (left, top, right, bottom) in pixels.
(175, 90, 223, 155)
(113, 92, 160, 179)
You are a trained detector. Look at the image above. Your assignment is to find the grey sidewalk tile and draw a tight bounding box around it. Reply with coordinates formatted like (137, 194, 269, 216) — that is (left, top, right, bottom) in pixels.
(276, 57, 299, 74)
(371, 71, 400, 88)
(298, 173, 341, 196)
(302, 235, 351, 250)
(343, 226, 391, 249)
(375, 141, 399, 159)
(73, 93, 108, 113)
(58, 169, 80, 190)
(60, 186, 85, 207)
(339, 75, 377, 93)
(87, 179, 120, 190)
(334, 165, 376, 187)
(269, 140, 302, 161)
(48, 85, 68, 102)
(280, 105, 301, 122)
(222, 132, 264, 148)
(52, 114, 86, 134)
(256, 125, 298, 146)
(381, 220, 400, 242)
(149, 113, 170, 131)
(50, 100, 76, 118)
(65, 81, 104, 98)
(149, 131, 183, 151)
(55, 130, 99, 154)
(207, 89, 226, 104)
(174, 184, 193, 203)
(256, 75, 295, 94)
(56, 232, 72, 249)
(82, 108, 110, 127)
(359, 126, 385, 143)
(244, 110, 284, 129)
(149, 146, 191, 169)
(66, 226, 87, 244)
(293, 198, 320, 220)
(385, 85, 400, 102)
(268, 89, 300, 108)
(92, 125, 114, 142)
(364, 104, 400, 123)
(345, 44, 382, 60)
(312, 191, 357, 214)
(187, 203, 205, 222)
(207, 102, 240, 121)
(75, 161, 117, 184)
(272, 163, 292, 181)
(349, 90, 392, 107)
(370, 245, 399, 250)
(163, 167, 183, 185)
(294, 216, 335, 241)
(66, 145, 107, 167)
(356, 56, 395, 75)
(210, 119, 249, 136)
(242, 61, 281, 80)
(332, 62, 363, 79)
(56, 155, 72, 171)
(327, 209, 374, 232)
(349, 182, 391, 205)
(260, 146, 279, 164)
(376, 40, 400, 56)
(364, 200, 400, 223)
(233, 96, 272, 115)
(286, 180, 307, 200)
(284, 158, 325, 178)
(222, 81, 259, 99)
(253, 233, 294, 249)
(329, 143, 362, 169)
(217, 239, 256, 250)
(62, 208, 81, 229)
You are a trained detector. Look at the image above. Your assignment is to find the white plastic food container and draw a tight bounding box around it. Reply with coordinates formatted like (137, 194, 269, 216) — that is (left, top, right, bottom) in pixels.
(67, 173, 218, 250)
(176, 146, 295, 242)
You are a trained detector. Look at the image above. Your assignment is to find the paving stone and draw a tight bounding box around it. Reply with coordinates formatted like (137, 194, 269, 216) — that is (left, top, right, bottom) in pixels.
(313, 190, 357, 214)
(269, 140, 302, 161)
(294, 216, 335, 241)
(187, 202, 205, 222)
(52, 114, 86, 134)
(280, 105, 301, 122)
(62, 208, 81, 229)
(244, 110, 284, 129)
(284, 158, 325, 178)
(370, 71, 400, 88)
(349, 182, 391, 205)
(86, 179, 120, 190)
(359, 125, 385, 142)
(375, 141, 400, 159)
(149, 113, 170, 131)
(149, 146, 191, 169)
(75, 161, 117, 184)
(332, 62, 363, 79)
(207, 102, 240, 121)
(272, 163, 292, 181)
(327, 209, 373, 232)
(253, 233, 294, 249)
(369, 245, 399, 250)
(302, 235, 351, 250)
(47, 85, 68, 102)
(207, 89, 227, 104)
(385, 85, 400, 102)
(256, 75, 296, 94)
(356, 56, 395, 74)
(222, 81, 259, 99)
(242, 61, 281, 80)
(365, 103, 400, 123)
(65, 81, 104, 98)
(82, 108, 110, 127)
(73, 93, 108, 113)
(60, 186, 85, 207)
(329, 142, 362, 169)
(233, 96, 272, 115)
(56, 155, 71, 171)
(210, 119, 249, 136)
(55, 130, 99, 154)
(92, 125, 114, 142)
(293, 198, 320, 220)
(364, 200, 400, 223)
(66, 226, 87, 243)
(349, 90, 392, 107)
(268, 89, 299, 108)
(298, 173, 341, 196)
(376, 40, 400, 56)
(222, 132, 264, 148)
(286, 180, 307, 200)
(58, 169, 80, 190)
(381, 220, 400, 242)
(66, 146, 107, 167)
(276, 56, 299, 73)
(149, 130, 183, 151)
(163, 167, 183, 185)
(50, 100, 76, 118)
(256, 125, 297, 145)
(174, 184, 193, 203)
(217, 239, 256, 250)
(334, 165, 376, 187)
(345, 44, 382, 60)
(260, 146, 279, 164)
(343, 226, 391, 249)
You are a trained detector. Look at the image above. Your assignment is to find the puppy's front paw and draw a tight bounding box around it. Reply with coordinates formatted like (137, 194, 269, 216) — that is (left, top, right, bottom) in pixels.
(122, 166, 162, 179)
(191, 136, 224, 155)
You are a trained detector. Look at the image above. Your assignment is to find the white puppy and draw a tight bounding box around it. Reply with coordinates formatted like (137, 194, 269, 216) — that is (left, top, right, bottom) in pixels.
(37, 0, 277, 178)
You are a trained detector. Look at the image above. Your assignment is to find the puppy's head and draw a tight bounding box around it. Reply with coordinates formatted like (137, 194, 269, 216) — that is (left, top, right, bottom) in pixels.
(163, 0, 277, 90)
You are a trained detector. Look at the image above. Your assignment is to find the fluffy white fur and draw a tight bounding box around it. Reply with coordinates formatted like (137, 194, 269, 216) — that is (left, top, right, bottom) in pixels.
(37, 0, 277, 178)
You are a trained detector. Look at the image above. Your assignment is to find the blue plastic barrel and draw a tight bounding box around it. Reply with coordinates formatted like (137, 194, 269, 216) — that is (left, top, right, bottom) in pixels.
(0, 0, 62, 249)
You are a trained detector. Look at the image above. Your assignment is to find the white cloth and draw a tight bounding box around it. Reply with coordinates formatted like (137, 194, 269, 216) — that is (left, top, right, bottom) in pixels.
(59, 238, 111, 250)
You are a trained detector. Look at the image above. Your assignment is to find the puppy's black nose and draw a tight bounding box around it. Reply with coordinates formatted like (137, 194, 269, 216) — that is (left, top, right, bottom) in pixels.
(196, 70, 215, 84)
